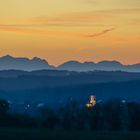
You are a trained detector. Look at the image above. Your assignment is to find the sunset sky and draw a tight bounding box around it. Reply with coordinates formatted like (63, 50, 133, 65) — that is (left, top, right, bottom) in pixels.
(0, 0, 140, 65)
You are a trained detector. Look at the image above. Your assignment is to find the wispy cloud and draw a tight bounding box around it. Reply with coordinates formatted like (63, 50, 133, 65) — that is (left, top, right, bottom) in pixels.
(84, 28, 116, 38)
(3, 8, 139, 38)
(31, 8, 140, 27)
(0, 24, 116, 38)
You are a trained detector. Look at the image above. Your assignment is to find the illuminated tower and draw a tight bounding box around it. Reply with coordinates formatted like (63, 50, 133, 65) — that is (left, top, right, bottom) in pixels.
(86, 95, 96, 108)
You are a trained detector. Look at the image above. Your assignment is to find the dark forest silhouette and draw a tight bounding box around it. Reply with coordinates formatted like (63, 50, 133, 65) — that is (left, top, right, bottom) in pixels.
(0, 98, 140, 131)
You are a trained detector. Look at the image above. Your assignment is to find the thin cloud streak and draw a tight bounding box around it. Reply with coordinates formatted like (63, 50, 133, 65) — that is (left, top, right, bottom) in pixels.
(84, 28, 116, 38)
(0, 23, 114, 27)
(0, 25, 115, 38)
(33, 8, 140, 23)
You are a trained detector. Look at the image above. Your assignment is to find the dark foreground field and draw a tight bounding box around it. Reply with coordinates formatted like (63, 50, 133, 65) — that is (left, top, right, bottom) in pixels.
(0, 128, 140, 140)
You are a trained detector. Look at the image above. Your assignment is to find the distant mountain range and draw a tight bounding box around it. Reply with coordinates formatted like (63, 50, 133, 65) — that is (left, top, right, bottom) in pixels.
(0, 55, 140, 72)
(0, 55, 54, 71)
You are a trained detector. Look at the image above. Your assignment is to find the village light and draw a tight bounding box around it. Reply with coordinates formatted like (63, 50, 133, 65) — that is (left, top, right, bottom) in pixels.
(86, 95, 96, 108)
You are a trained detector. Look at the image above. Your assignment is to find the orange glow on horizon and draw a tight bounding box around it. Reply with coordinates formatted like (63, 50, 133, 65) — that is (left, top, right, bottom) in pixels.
(0, 0, 140, 65)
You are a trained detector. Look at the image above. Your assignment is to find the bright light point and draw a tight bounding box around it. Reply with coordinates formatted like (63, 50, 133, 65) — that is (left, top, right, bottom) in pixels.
(86, 95, 96, 108)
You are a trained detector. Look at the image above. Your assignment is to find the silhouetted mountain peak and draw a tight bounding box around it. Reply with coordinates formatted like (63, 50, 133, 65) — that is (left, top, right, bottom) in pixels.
(57, 60, 124, 71)
(84, 61, 95, 64)
(97, 60, 122, 66)
(1, 55, 13, 59)
(1, 55, 30, 61)
(32, 57, 43, 61)
(0, 55, 54, 71)
(31, 57, 48, 63)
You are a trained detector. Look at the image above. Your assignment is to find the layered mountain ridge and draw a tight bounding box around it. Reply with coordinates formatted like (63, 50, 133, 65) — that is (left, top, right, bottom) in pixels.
(0, 55, 140, 72)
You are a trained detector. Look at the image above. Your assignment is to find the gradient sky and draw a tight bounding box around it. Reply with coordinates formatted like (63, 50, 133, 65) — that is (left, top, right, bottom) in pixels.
(0, 0, 140, 65)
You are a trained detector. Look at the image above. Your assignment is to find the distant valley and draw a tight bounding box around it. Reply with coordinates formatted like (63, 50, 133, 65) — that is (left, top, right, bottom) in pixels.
(0, 70, 140, 105)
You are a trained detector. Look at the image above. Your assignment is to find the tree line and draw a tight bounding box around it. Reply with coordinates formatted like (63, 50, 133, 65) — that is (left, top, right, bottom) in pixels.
(0, 98, 140, 131)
